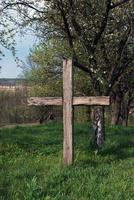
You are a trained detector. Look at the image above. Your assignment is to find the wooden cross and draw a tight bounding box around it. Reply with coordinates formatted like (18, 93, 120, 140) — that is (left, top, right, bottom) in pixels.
(28, 59, 110, 166)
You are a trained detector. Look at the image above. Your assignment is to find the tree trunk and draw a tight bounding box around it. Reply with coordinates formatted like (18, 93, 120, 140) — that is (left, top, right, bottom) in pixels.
(120, 96, 131, 126)
(111, 97, 121, 125)
(122, 109, 129, 126)
(125, 106, 129, 126)
(87, 106, 91, 122)
(92, 106, 105, 148)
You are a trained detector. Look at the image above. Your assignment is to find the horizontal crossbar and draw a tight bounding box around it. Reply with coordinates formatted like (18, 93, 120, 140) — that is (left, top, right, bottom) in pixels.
(28, 96, 110, 106)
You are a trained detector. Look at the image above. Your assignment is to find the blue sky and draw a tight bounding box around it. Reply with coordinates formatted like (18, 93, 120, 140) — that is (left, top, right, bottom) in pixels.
(0, 33, 37, 78)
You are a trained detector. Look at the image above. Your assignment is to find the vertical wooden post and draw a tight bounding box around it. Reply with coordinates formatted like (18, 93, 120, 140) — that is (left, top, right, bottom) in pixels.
(63, 59, 73, 165)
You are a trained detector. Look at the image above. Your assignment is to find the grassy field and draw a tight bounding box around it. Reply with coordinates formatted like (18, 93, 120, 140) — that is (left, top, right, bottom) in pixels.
(0, 122, 134, 200)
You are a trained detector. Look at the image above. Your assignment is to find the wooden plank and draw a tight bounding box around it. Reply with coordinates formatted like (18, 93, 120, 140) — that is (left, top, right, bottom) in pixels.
(73, 96, 110, 106)
(63, 59, 73, 166)
(28, 96, 110, 106)
(27, 97, 62, 106)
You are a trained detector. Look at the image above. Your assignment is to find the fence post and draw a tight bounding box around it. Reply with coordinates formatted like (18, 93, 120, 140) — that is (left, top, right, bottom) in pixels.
(63, 59, 73, 165)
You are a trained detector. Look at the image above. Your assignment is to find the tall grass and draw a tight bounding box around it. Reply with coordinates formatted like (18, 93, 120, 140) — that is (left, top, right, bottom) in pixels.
(0, 122, 134, 200)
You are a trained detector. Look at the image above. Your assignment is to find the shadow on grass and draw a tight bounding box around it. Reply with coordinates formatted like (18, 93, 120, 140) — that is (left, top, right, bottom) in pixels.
(75, 126, 134, 166)
(106, 125, 134, 137)
(1, 123, 134, 162)
(0, 125, 63, 155)
(100, 140, 134, 160)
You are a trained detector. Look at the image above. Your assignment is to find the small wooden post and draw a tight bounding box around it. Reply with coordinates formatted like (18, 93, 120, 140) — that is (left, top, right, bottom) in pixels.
(63, 59, 73, 165)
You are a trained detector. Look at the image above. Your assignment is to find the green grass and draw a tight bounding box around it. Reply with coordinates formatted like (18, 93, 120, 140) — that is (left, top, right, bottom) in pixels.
(0, 122, 134, 200)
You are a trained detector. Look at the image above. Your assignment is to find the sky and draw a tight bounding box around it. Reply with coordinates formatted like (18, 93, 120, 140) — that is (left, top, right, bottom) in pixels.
(0, 33, 37, 78)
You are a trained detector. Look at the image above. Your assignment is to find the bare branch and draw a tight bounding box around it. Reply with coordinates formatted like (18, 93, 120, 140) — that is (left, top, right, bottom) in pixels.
(56, 0, 73, 48)
(68, 0, 94, 53)
(93, 0, 130, 48)
(93, 0, 111, 47)
(117, 26, 131, 59)
(2, 2, 44, 13)
(73, 57, 101, 94)
(110, 0, 130, 9)
(106, 21, 132, 94)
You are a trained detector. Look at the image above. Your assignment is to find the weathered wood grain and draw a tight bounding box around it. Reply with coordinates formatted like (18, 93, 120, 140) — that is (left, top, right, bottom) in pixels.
(28, 96, 110, 106)
(63, 59, 73, 166)
(27, 97, 62, 106)
(73, 96, 110, 105)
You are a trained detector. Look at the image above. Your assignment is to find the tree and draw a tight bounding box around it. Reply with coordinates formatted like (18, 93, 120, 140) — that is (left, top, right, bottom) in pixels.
(111, 66, 134, 126)
(110, 32, 134, 125)
(0, 5, 16, 59)
(1, 0, 133, 148)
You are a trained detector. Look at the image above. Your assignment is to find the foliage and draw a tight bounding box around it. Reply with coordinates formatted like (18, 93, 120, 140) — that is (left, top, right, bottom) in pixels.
(1, 0, 133, 94)
(0, 3, 16, 61)
(3, 0, 132, 127)
(24, 43, 63, 97)
(0, 123, 134, 199)
(24, 41, 92, 98)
